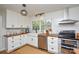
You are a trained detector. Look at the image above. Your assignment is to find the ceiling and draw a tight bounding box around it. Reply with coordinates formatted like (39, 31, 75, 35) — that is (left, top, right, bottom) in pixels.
(0, 4, 79, 16)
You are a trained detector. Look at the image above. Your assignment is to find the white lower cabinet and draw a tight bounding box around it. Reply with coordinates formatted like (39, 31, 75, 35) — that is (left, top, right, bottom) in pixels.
(30, 36, 38, 47)
(27, 34, 38, 48)
(23, 34, 28, 45)
(19, 35, 25, 46)
(6, 33, 38, 53)
(47, 37, 61, 54)
(6, 34, 27, 53)
(14, 36, 20, 48)
(19, 35, 27, 46)
(7, 36, 16, 52)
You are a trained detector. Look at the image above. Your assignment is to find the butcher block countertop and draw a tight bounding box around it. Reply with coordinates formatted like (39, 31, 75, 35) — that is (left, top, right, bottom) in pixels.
(74, 48, 79, 54)
(38, 33, 58, 37)
(4, 33, 28, 37)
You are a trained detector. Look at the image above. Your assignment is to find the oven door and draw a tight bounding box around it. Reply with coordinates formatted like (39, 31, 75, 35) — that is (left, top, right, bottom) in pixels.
(61, 39, 77, 49)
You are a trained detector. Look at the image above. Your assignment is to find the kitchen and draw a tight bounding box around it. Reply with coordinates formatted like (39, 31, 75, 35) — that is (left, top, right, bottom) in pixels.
(0, 4, 79, 54)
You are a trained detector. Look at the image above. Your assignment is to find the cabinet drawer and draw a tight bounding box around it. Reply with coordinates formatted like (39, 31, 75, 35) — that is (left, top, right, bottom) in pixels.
(48, 48, 59, 53)
(8, 44, 15, 51)
(48, 47, 55, 53)
(48, 37, 58, 42)
(8, 38, 15, 44)
(8, 41, 15, 45)
(8, 37, 13, 41)
(48, 41, 58, 46)
(48, 45, 59, 53)
(48, 47, 54, 51)
(48, 41, 54, 45)
(48, 37, 57, 40)
(48, 44, 58, 48)
(8, 42, 14, 47)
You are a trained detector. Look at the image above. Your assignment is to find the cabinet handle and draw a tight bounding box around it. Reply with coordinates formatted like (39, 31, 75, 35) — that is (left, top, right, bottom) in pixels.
(21, 25, 23, 27)
(12, 41, 14, 42)
(12, 25, 14, 27)
(51, 42, 53, 44)
(12, 46, 14, 48)
(31, 38, 33, 41)
(51, 48, 54, 49)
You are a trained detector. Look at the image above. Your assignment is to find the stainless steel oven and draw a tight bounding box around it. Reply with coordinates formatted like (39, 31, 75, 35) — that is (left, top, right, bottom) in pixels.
(59, 30, 77, 54)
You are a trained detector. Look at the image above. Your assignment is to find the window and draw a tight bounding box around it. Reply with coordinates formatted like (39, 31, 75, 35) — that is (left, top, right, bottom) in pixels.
(32, 17, 52, 33)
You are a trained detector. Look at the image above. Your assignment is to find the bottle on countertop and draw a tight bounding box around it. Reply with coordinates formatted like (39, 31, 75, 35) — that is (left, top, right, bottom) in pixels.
(49, 28, 52, 34)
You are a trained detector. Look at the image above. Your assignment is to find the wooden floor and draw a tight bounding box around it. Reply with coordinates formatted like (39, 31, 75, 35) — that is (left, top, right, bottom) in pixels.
(0, 45, 49, 54)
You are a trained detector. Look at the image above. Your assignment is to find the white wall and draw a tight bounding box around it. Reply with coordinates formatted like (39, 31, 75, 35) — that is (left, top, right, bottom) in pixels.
(0, 15, 4, 51)
(41, 6, 79, 33)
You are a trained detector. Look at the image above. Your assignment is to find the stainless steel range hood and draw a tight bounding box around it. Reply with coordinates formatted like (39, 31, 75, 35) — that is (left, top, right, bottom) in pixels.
(59, 8, 78, 24)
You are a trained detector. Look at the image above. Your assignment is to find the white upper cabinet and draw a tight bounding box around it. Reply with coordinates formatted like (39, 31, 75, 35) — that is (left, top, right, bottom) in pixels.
(69, 7, 79, 20)
(6, 9, 18, 28)
(6, 9, 28, 28)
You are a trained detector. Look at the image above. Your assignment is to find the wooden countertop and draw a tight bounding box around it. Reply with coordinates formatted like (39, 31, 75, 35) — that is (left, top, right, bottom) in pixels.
(38, 33, 58, 37)
(74, 48, 79, 54)
(4, 33, 28, 37)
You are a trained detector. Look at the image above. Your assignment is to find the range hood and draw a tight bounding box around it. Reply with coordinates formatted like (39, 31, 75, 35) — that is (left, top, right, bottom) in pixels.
(59, 8, 78, 24)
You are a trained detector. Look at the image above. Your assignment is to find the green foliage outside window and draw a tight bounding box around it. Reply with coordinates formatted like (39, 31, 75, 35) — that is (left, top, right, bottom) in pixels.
(32, 20, 40, 30)
(32, 19, 52, 33)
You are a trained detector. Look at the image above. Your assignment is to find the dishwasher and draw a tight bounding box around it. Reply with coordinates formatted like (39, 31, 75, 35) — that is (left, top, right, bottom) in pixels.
(38, 35, 47, 50)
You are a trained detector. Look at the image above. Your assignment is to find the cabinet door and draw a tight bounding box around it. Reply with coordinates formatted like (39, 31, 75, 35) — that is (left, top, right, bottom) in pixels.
(8, 44, 15, 51)
(13, 36, 20, 48)
(22, 16, 26, 28)
(69, 7, 79, 20)
(19, 35, 23, 46)
(29, 37, 33, 45)
(8, 37, 13, 47)
(23, 17, 28, 28)
(18, 14, 23, 28)
(27, 36, 34, 46)
(16, 14, 21, 28)
(31, 36, 38, 47)
(7, 37, 15, 51)
(23, 34, 27, 44)
(18, 15, 25, 28)
(6, 10, 12, 28)
(19, 35, 26, 46)
(27, 35, 31, 44)
(6, 10, 18, 28)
